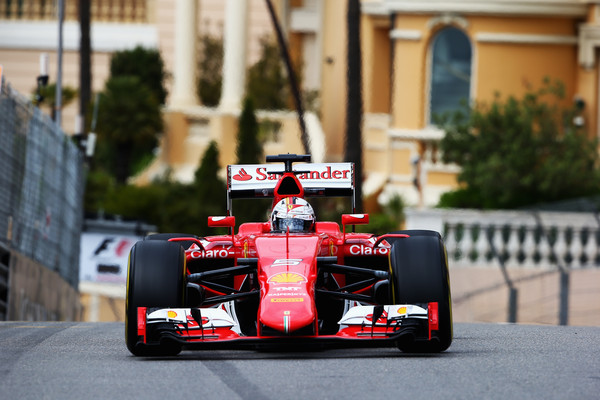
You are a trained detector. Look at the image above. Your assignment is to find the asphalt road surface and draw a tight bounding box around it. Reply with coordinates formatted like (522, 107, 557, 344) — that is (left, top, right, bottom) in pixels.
(0, 322, 598, 399)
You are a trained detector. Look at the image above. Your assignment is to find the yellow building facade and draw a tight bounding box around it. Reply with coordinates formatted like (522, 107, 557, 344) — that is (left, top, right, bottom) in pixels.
(319, 0, 600, 207)
(1, 1, 599, 208)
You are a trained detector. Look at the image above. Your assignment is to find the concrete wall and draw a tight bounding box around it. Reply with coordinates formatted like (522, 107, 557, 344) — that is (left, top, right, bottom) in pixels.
(8, 251, 82, 321)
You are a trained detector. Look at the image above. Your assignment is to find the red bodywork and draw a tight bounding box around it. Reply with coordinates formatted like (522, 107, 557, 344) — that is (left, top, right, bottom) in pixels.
(135, 157, 440, 349)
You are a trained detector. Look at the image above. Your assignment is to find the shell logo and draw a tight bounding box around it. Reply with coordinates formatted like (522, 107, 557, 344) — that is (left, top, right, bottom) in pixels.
(268, 272, 307, 284)
(167, 310, 178, 319)
(397, 307, 407, 315)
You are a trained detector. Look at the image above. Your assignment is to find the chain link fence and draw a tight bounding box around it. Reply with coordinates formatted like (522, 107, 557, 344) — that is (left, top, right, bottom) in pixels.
(0, 78, 84, 288)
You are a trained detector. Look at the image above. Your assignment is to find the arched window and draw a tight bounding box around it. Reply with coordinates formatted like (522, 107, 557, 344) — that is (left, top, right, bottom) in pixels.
(429, 27, 472, 124)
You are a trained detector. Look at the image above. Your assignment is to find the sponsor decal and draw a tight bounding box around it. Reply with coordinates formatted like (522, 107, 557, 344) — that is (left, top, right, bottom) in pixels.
(270, 259, 303, 267)
(287, 203, 303, 212)
(273, 286, 301, 291)
(348, 244, 389, 256)
(284, 315, 290, 333)
(366, 310, 388, 324)
(267, 272, 307, 284)
(190, 248, 233, 259)
(254, 166, 350, 181)
(267, 292, 307, 297)
(167, 310, 178, 319)
(232, 168, 252, 181)
(80, 233, 140, 284)
(228, 163, 353, 191)
(271, 298, 304, 303)
(397, 307, 407, 315)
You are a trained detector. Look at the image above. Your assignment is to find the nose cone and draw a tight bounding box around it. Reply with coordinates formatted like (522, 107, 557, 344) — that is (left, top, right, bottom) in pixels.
(259, 285, 316, 334)
(255, 235, 321, 335)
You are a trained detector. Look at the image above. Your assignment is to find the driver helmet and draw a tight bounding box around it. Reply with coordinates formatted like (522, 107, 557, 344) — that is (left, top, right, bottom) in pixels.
(270, 197, 315, 233)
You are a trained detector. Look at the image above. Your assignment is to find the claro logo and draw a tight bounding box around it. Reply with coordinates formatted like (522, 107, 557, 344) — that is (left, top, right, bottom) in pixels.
(348, 245, 389, 256)
(190, 249, 233, 259)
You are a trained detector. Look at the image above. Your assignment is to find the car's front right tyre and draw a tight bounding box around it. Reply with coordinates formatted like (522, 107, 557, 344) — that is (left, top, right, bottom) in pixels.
(388, 230, 453, 353)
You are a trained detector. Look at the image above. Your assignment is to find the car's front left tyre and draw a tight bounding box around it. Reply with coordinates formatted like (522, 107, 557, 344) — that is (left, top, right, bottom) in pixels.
(125, 240, 186, 356)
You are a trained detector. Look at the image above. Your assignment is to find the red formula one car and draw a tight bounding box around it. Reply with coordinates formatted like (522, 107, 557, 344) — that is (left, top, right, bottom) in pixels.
(125, 154, 452, 356)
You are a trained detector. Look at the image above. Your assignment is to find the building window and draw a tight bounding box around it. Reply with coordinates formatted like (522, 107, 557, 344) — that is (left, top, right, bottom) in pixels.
(429, 27, 472, 123)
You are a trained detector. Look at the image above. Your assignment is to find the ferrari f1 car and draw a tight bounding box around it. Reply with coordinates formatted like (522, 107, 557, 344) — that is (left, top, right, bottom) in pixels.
(126, 154, 452, 356)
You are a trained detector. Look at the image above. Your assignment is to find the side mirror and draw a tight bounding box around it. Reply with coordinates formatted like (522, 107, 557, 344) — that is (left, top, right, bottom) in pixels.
(342, 214, 369, 237)
(342, 214, 369, 226)
(208, 216, 236, 228)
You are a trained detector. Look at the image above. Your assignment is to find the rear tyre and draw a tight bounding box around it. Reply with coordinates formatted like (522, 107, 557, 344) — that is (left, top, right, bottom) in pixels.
(126, 240, 186, 356)
(389, 230, 452, 352)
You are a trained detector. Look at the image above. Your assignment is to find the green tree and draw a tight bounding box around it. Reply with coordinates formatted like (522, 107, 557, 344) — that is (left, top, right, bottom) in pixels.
(357, 194, 405, 235)
(246, 37, 289, 110)
(194, 141, 227, 223)
(235, 98, 267, 223)
(83, 168, 115, 214)
(197, 34, 223, 107)
(95, 76, 163, 184)
(87, 142, 229, 235)
(110, 46, 168, 105)
(236, 97, 262, 164)
(32, 83, 77, 121)
(438, 78, 600, 209)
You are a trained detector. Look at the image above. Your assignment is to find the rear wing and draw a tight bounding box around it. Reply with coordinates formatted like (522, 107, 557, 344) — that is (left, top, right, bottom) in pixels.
(227, 162, 355, 210)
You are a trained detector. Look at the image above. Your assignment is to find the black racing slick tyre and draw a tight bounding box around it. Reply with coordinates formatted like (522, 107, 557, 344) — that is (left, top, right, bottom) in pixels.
(389, 230, 453, 353)
(125, 240, 186, 356)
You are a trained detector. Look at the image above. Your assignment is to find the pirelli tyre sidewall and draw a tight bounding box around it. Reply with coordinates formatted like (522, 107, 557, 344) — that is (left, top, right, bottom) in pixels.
(388, 230, 453, 352)
(125, 240, 186, 356)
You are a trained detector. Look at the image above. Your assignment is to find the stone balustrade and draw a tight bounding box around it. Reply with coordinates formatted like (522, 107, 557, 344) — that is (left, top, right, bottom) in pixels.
(0, 0, 147, 23)
(405, 208, 600, 269)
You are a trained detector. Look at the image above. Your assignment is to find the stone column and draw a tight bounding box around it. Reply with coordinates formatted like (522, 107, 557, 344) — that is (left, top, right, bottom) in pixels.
(219, 0, 248, 112)
(170, 0, 199, 108)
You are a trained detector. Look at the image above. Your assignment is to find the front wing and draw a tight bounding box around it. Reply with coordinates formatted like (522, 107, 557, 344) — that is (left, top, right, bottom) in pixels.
(133, 303, 441, 350)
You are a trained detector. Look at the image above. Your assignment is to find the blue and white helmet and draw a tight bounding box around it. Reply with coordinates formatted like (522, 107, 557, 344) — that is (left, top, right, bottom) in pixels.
(270, 197, 315, 233)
